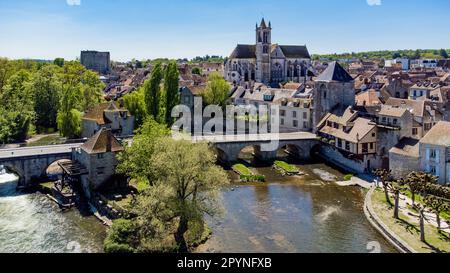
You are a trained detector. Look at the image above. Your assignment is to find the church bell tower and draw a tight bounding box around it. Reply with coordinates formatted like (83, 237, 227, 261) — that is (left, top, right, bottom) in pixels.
(255, 18, 272, 84)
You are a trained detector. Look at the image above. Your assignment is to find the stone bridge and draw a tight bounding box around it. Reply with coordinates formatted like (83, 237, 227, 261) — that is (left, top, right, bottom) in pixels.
(191, 132, 319, 162)
(0, 144, 82, 188)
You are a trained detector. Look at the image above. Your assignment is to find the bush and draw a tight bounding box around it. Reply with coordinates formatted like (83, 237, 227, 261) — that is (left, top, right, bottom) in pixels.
(104, 219, 139, 253)
(240, 174, 266, 182)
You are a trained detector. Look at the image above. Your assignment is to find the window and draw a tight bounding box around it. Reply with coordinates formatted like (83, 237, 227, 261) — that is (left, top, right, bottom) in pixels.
(372, 132, 376, 137)
(303, 112, 308, 119)
(345, 142, 351, 151)
(382, 117, 387, 123)
(393, 119, 398, 125)
(280, 110, 286, 117)
(370, 143, 374, 150)
(430, 149, 437, 159)
(412, 128, 418, 135)
(362, 143, 369, 153)
(97, 153, 104, 159)
(281, 119, 285, 126)
(303, 122, 309, 129)
(293, 120, 298, 128)
(293, 111, 297, 118)
(338, 139, 342, 148)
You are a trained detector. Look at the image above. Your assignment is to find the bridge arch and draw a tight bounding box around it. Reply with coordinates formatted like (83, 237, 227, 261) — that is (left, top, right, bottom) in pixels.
(43, 159, 72, 181)
(1, 164, 24, 186)
(278, 144, 306, 159)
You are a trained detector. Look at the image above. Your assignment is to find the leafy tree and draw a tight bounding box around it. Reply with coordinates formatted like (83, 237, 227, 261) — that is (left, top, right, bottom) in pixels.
(163, 61, 180, 125)
(144, 62, 163, 120)
(440, 49, 449, 59)
(117, 123, 229, 252)
(191, 67, 202, 75)
(53, 58, 65, 67)
(374, 169, 393, 206)
(32, 65, 61, 130)
(81, 70, 105, 111)
(122, 88, 147, 128)
(117, 118, 170, 186)
(203, 72, 230, 108)
(134, 139, 229, 252)
(424, 195, 449, 231)
(104, 219, 140, 253)
(405, 172, 427, 206)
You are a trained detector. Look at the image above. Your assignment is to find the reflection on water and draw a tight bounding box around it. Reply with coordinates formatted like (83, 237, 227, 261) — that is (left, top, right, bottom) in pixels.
(198, 152, 397, 253)
(0, 166, 106, 253)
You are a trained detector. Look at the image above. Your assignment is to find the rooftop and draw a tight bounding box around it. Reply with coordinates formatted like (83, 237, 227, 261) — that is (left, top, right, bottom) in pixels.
(420, 121, 450, 147)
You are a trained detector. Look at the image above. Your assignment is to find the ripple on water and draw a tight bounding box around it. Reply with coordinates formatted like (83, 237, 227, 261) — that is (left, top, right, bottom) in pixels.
(0, 173, 105, 253)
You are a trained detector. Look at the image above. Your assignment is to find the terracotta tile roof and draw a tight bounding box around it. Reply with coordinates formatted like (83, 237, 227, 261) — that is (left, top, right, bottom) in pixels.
(83, 102, 130, 125)
(320, 117, 376, 143)
(81, 128, 124, 154)
(420, 121, 450, 146)
(356, 90, 382, 106)
(378, 105, 408, 118)
(385, 98, 426, 118)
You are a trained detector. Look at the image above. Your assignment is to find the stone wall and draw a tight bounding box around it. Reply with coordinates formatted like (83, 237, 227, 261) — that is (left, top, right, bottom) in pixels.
(389, 152, 419, 180)
(80, 51, 110, 75)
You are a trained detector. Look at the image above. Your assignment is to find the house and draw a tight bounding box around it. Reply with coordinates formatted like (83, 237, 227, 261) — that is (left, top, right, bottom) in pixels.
(389, 138, 420, 180)
(356, 90, 382, 107)
(72, 128, 125, 198)
(419, 121, 450, 185)
(408, 81, 440, 100)
(317, 107, 378, 172)
(82, 102, 135, 139)
(273, 98, 312, 132)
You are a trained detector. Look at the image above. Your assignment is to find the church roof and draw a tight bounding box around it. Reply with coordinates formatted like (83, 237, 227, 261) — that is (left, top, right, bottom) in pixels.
(81, 128, 124, 154)
(279, 45, 311, 59)
(229, 44, 310, 59)
(260, 18, 267, 29)
(316, 61, 354, 82)
(230, 44, 256, 59)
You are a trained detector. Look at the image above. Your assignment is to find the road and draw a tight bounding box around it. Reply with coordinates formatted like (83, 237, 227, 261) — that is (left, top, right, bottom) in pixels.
(190, 132, 317, 143)
(0, 143, 82, 159)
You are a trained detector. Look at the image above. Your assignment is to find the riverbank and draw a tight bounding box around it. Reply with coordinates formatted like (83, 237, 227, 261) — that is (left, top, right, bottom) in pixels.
(365, 186, 450, 253)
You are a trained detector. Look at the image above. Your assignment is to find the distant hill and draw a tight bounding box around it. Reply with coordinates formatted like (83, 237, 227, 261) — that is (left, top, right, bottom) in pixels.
(312, 49, 450, 61)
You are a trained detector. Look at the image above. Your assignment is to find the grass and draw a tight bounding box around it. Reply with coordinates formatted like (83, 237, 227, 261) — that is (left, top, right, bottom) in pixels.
(400, 187, 450, 223)
(27, 135, 65, 147)
(274, 161, 300, 174)
(232, 164, 253, 176)
(343, 174, 354, 181)
(232, 164, 265, 182)
(372, 188, 450, 253)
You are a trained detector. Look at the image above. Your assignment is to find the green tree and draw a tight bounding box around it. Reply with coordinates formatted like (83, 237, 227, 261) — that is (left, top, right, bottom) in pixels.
(374, 169, 393, 206)
(81, 70, 105, 111)
(32, 65, 61, 130)
(191, 67, 202, 75)
(203, 72, 230, 108)
(133, 139, 229, 252)
(439, 49, 449, 59)
(163, 61, 180, 125)
(53, 58, 65, 67)
(123, 87, 147, 128)
(104, 219, 140, 253)
(144, 62, 163, 120)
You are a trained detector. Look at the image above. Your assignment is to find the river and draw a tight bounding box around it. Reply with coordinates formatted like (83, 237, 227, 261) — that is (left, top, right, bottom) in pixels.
(198, 150, 397, 253)
(1, 153, 396, 253)
(0, 167, 106, 253)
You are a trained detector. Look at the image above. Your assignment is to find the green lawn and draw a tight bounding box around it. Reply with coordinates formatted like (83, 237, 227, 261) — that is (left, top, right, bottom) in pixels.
(27, 135, 65, 147)
(372, 188, 450, 253)
(400, 187, 450, 222)
(274, 160, 300, 174)
(232, 164, 253, 176)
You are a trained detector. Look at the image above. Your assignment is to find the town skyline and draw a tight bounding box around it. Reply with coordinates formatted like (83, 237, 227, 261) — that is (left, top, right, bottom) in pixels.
(1, 0, 449, 62)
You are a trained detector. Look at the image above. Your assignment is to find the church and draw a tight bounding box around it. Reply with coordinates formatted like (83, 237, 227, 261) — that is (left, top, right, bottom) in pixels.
(225, 18, 313, 88)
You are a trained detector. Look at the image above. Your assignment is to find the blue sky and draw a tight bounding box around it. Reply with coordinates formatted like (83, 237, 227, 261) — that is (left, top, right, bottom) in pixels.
(0, 0, 449, 61)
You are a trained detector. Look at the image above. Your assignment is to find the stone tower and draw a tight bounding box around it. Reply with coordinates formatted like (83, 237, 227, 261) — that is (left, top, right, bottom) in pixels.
(255, 18, 272, 84)
(312, 61, 355, 131)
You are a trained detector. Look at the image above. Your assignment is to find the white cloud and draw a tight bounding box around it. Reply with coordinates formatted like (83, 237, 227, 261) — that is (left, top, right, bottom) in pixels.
(66, 0, 81, 6)
(367, 0, 382, 6)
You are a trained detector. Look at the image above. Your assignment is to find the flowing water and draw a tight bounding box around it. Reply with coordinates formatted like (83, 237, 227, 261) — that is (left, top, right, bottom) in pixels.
(198, 150, 397, 253)
(1, 150, 396, 253)
(0, 166, 106, 253)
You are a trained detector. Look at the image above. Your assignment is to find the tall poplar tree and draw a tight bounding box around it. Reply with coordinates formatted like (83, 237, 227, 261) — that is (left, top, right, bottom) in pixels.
(144, 62, 163, 121)
(163, 61, 180, 125)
